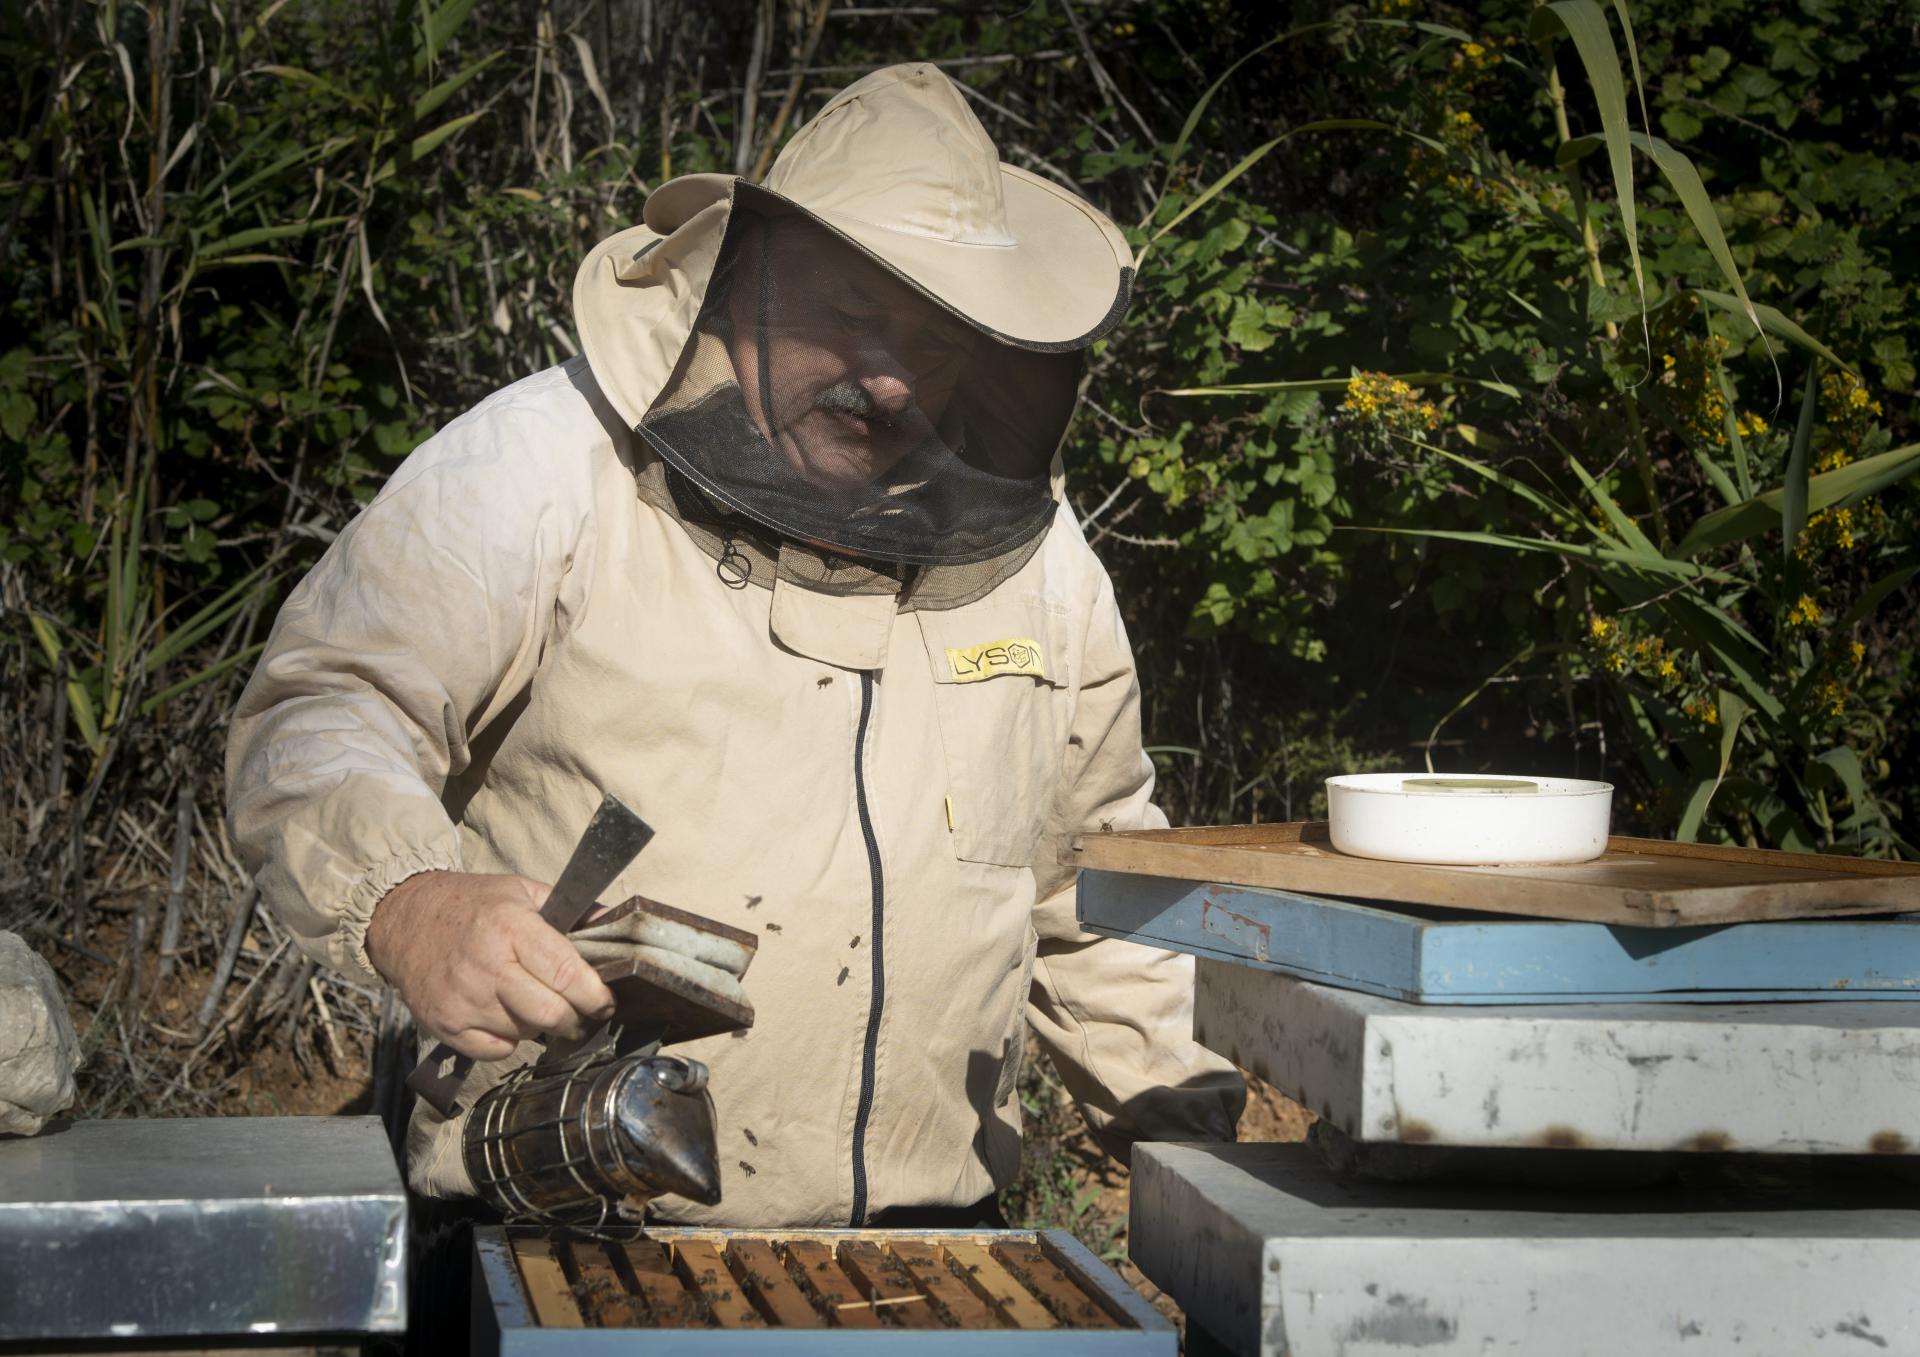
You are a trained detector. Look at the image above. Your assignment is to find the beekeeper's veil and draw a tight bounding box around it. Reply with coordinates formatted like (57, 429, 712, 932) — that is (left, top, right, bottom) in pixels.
(574, 63, 1132, 582)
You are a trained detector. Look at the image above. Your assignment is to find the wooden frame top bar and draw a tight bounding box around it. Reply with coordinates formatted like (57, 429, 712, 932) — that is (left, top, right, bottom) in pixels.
(483, 1226, 1172, 1342)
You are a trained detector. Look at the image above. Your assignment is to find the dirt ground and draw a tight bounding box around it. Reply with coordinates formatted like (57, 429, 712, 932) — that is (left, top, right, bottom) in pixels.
(41, 906, 384, 1124)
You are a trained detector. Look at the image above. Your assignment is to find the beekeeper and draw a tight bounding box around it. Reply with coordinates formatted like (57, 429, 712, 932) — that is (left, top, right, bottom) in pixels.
(226, 62, 1244, 1225)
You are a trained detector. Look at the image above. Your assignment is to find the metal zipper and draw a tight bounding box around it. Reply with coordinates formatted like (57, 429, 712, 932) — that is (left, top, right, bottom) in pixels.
(849, 671, 884, 1226)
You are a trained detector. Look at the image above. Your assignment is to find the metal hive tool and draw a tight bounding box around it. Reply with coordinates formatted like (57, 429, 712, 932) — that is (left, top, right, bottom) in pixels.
(408, 794, 658, 1118)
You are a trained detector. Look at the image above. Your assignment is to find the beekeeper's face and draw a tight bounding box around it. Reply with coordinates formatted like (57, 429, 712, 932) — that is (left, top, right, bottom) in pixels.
(725, 217, 975, 488)
(636, 190, 1080, 567)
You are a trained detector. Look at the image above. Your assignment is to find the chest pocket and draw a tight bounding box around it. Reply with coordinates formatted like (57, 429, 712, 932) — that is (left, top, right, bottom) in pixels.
(917, 597, 1072, 869)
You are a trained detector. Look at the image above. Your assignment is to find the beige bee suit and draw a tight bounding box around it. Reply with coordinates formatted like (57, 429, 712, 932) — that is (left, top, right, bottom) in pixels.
(225, 59, 1243, 1224)
(225, 357, 1242, 1220)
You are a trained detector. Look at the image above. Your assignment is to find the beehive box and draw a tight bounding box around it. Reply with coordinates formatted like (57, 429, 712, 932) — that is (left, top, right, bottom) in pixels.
(1132, 1142, 1920, 1357)
(1195, 959, 1920, 1154)
(472, 1226, 1173, 1353)
(0, 1117, 406, 1344)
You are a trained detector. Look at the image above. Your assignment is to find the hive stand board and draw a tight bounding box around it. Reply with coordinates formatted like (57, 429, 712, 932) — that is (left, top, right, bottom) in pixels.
(1131, 1142, 1920, 1357)
(471, 1227, 1173, 1354)
(1066, 822, 1920, 926)
(1195, 959, 1920, 1155)
(1079, 872, 1920, 1003)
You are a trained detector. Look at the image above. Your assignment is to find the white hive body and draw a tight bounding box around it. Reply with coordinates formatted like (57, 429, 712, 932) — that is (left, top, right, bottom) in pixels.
(1131, 1142, 1920, 1357)
(1194, 960, 1920, 1155)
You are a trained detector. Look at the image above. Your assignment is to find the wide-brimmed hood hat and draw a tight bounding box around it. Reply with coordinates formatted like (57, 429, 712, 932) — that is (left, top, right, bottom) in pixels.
(573, 62, 1132, 576)
(577, 62, 1133, 425)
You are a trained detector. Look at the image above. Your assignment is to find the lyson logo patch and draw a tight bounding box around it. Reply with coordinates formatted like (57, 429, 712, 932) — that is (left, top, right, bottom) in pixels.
(946, 637, 1047, 684)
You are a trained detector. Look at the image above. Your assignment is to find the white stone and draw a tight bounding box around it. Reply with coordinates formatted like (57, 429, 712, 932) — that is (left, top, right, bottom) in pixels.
(1132, 1141, 1920, 1357)
(1195, 958, 1920, 1155)
(0, 931, 79, 1136)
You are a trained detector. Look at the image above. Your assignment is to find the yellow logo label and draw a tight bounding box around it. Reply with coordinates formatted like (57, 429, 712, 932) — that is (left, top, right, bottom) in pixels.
(946, 637, 1047, 683)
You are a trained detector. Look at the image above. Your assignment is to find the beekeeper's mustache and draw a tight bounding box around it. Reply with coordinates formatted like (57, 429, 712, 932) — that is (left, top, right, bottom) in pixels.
(814, 379, 897, 428)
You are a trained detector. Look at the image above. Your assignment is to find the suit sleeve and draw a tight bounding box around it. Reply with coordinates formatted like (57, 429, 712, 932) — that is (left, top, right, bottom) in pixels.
(1025, 546, 1246, 1162)
(223, 401, 592, 984)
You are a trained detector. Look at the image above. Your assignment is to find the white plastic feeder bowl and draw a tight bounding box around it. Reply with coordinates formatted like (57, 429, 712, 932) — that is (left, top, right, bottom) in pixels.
(1325, 773, 1614, 866)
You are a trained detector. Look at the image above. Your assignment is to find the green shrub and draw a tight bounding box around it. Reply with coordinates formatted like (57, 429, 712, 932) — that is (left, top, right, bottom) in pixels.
(2, 0, 1912, 860)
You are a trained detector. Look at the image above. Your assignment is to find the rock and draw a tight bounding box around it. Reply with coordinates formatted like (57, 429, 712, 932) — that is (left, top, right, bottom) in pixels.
(0, 930, 80, 1135)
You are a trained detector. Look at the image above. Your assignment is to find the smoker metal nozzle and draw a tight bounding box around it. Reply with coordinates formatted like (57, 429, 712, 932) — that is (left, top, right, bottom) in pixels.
(614, 1055, 722, 1206)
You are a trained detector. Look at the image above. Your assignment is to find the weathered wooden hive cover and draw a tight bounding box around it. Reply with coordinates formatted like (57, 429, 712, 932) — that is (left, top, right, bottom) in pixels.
(474, 1225, 1173, 1352)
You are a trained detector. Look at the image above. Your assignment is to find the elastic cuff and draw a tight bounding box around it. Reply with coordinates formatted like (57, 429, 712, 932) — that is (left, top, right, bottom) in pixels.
(410, 1108, 479, 1199)
(334, 844, 463, 985)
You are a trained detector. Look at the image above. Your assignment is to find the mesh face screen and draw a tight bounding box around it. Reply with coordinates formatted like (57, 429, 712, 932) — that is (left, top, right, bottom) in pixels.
(637, 187, 1083, 567)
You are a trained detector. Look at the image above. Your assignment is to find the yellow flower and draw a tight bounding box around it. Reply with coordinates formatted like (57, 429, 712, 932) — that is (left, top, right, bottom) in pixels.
(1735, 412, 1768, 437)
(1796, 506, 1861, 559)
(1849, 641, 1866, 666)
(1589, 615, 1614, 639)
(1342, 371, 1439, 437)
(1813, 679, 1847, 717)
(1651, 324, 1742, 447)
(1821, 372, 1880, 451)
(1604, 651, 1627, 673)
(1684, 698, 1721, 727)
(1657, 657, 1678, 681)
(1787, 595, 1823, 628)
(1462, 42, 1486, 58)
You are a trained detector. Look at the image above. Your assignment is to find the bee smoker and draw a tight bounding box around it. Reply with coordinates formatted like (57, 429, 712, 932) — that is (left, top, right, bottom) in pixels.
(456, 896, 758, 1236)
(461, 1045, 722, 1236)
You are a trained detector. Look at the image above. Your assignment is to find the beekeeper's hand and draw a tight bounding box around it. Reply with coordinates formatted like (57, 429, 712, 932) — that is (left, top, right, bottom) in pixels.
(365, 870, 616, 1062)
(568, 904, 754, 1017)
